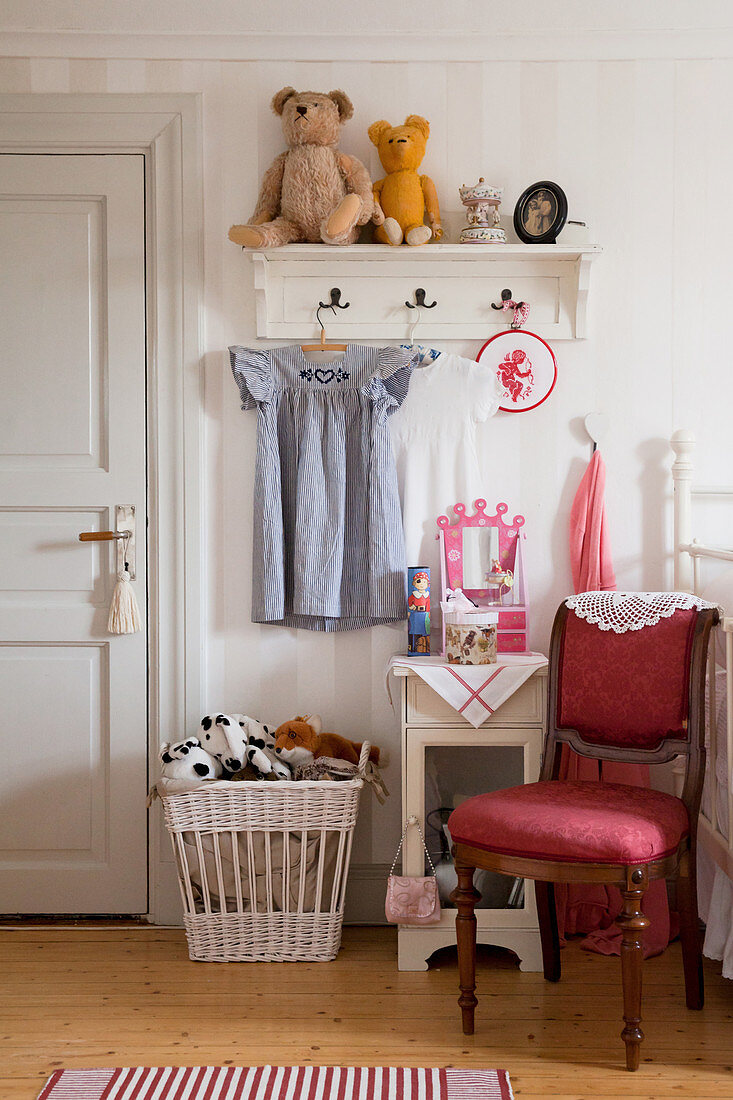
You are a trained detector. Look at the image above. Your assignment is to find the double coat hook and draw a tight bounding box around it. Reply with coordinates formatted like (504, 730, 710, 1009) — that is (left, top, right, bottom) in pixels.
(315, 287, 350, 332)
(405, 288, 437, 310)
(319, 287, 349, 311)
(492, 287, 530, 329)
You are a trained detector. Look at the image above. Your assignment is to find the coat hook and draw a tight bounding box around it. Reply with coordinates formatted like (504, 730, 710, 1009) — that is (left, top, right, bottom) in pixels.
(492, 287, 530, 329)
(584, 412, 608, 455)
(319, 287, 350, 311)
(406, 288, 437, 309)
(491, 288, 525, 311)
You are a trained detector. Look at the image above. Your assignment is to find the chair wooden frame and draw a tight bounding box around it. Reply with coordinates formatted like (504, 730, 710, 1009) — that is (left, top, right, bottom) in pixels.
(450, 601, 719, 1071)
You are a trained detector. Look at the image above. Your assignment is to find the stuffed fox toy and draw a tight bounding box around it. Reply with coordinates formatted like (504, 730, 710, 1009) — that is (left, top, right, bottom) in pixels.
(273, 714, 380, 768)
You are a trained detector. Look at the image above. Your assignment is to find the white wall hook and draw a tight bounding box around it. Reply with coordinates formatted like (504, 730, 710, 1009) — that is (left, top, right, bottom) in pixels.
(584, 412, 608, 452)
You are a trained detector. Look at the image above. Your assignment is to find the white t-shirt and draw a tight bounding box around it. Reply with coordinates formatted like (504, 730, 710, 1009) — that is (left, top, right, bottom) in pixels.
(390, 349, 502, 583)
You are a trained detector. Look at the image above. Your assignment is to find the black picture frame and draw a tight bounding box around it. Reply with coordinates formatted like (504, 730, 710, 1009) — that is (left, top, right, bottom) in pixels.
(513, 181, 568, 244)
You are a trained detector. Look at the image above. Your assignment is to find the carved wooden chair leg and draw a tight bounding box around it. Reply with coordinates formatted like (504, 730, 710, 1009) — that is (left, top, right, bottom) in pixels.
(616, 867, 650, 1071)
(451, 860, 480, 1035)
(676, 849, 704, 1010)
(535, 881, 561, 983)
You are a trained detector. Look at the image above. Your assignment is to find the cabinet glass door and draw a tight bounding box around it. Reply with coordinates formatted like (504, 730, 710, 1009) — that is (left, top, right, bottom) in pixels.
(424, 744, 525, 911)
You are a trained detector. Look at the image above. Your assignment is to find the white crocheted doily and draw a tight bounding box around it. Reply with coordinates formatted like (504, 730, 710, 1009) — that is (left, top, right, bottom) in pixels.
(565, 591, 718, 633)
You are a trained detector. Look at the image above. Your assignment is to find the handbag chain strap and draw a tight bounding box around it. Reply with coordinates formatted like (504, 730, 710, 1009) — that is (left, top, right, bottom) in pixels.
(389, 815, 437, 876)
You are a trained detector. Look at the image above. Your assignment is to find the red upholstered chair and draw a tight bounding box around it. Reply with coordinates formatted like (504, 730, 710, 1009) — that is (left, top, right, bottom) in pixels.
(448, 597, 718, 1071)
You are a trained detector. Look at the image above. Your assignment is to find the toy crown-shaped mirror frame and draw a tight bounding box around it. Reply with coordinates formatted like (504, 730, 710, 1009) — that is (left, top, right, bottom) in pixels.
(437, 500, 526, 603)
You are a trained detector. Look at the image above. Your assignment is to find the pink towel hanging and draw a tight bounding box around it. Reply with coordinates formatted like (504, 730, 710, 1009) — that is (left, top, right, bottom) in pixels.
(568, 449, 616, 592)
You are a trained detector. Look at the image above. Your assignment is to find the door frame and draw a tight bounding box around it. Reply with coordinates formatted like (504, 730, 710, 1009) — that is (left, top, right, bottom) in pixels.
(0, 94, 204, 923)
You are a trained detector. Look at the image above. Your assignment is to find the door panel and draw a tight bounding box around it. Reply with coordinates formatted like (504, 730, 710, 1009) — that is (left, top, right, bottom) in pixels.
(0, 155, 148, 913)
(0, 645, 106, 851)
(0, 510, 106, 601)
(1, 197, 106, 467)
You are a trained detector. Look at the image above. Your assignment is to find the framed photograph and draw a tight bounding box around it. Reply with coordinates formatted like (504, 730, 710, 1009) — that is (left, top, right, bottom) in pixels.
(476, 329, 557, 413)
(513, 181, 568, 244)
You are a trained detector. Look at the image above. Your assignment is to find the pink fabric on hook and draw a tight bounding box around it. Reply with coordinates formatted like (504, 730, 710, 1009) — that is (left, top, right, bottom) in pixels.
(568, 449, 616, 592)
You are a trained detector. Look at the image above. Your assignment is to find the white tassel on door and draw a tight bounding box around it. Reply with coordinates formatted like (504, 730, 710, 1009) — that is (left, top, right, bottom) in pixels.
(108, 566, 143, 634)
(78, 524, 143, 633)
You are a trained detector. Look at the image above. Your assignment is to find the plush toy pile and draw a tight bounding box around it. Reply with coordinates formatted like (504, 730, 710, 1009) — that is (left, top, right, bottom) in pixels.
(227, 86, 445, 250)
(158, 711, 381, 787)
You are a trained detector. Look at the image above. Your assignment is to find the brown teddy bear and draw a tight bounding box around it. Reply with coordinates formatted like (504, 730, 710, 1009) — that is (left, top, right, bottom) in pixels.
(368, 115, 442, 246)
(273, 714, 380, 768)
(228, 87, 380, 248)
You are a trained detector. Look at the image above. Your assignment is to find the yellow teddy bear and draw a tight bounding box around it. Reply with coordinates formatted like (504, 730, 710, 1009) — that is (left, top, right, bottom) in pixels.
(368, 114, 443, 246)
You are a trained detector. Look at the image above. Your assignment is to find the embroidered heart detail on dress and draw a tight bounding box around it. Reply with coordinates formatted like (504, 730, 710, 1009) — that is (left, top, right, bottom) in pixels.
(315, 369, 335, 384)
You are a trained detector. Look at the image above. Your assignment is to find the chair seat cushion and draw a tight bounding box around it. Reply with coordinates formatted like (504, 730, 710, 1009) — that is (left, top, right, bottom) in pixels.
(448, 781, 690, 865)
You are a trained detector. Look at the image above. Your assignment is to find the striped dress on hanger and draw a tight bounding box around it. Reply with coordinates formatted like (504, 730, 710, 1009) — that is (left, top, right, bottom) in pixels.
(230, 343, 417, 631)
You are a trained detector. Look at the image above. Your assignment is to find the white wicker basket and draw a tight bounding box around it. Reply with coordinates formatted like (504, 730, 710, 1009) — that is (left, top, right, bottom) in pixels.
(160, 743, 370, 962)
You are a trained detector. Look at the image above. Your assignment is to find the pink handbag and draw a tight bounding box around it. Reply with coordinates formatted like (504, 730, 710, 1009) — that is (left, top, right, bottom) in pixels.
(385, 817, 441, 925)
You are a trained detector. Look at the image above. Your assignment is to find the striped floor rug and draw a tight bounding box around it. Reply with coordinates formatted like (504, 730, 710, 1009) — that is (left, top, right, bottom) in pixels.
(37, 1066, 513, 1100)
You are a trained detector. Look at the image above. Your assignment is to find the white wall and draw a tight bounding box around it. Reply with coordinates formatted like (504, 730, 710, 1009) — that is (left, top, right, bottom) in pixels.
(2, 5, 733, 916)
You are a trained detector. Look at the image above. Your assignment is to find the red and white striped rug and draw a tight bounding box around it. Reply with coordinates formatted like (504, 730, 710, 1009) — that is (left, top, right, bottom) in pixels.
(37, 1066, 512, 1100)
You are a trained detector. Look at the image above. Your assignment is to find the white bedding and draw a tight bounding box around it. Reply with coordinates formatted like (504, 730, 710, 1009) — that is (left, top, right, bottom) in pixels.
(702, 668, 730, 838)
(699, 667, 733, 978)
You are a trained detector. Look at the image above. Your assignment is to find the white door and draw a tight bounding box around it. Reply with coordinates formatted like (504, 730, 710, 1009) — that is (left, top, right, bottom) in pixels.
(0, 154, 148, 913)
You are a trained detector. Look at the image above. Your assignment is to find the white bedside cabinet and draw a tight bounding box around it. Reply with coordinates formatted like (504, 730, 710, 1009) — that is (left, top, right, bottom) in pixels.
(392, 664, 547, 972)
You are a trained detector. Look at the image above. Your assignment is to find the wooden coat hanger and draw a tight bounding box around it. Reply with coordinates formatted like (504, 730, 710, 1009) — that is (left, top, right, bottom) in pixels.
(301, 290, 348, 352)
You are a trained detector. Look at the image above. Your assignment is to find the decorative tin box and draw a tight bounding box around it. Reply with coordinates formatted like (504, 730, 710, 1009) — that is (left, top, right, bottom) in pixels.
(444, 611, 498, 665)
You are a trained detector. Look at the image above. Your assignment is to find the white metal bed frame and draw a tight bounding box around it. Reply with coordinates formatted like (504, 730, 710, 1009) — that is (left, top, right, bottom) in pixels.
(671, 429, 733, 882)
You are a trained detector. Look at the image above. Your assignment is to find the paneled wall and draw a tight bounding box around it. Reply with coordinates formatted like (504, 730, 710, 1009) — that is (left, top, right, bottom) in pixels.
(2, 33, 732, 914)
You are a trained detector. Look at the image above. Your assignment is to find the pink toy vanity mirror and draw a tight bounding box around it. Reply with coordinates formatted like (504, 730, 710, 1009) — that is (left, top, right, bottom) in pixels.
(437, 500, 529, 655)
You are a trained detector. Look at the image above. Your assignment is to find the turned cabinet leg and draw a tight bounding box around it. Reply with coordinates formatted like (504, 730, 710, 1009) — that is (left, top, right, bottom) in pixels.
(451, 860, 480, 1035)
(535, 881, 561, 983)
(616, 867, 650, 1072)
(677, 849, 704, 1010)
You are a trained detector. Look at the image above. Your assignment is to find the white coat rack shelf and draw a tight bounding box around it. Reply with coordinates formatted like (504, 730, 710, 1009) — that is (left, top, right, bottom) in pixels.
(246, 243, 601, 342)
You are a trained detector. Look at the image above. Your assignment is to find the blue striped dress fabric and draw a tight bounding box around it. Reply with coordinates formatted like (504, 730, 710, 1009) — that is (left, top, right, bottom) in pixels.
(230, 343, 418, 631)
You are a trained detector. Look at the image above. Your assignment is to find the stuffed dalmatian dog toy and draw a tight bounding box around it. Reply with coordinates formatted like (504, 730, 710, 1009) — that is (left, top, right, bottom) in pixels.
(199, 713, 291, 780)
(198, 714, 244, 774)
(232, 713, 292, 780)
(159, 737, 223, 781)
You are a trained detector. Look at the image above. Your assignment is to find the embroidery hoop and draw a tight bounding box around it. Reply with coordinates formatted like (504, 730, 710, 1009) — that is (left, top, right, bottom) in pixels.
(476, 329, 557, 413)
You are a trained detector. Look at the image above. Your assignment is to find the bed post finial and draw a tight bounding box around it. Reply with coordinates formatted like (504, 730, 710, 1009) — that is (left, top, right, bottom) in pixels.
(671, 430, 695, 591)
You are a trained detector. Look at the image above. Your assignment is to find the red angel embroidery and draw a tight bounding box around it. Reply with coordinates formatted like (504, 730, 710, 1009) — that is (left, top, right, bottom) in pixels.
(497, 348, 534, 403)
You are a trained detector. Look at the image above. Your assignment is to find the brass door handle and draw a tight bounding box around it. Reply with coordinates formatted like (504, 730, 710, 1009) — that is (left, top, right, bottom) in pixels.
(78, 531, 128, 542)
(78, 506, 136, 579)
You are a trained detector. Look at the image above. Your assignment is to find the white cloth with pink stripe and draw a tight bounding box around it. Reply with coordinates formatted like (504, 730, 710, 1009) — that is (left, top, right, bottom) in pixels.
(388, 653, 548, 727)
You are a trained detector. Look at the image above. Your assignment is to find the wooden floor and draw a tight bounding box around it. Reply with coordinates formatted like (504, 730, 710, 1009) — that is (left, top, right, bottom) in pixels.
(2, 925, 732, 1100)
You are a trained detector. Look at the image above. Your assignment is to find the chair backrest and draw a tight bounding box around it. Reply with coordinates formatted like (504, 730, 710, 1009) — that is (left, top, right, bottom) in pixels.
(544, 598, 717, 787)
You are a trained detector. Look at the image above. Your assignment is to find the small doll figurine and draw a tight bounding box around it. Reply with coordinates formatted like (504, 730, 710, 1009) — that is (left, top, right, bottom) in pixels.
(408, 567, 431, 655)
